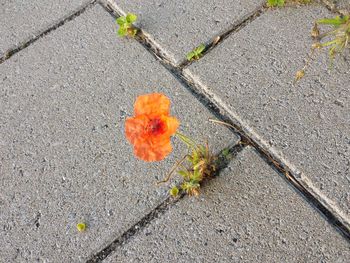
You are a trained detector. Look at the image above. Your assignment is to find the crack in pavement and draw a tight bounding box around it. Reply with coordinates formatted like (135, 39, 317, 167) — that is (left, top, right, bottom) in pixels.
(0, 0, 97, 65)
(179, 5, 266, 68)
(179, 0, 348, 69)
(320, 0, 349, 15)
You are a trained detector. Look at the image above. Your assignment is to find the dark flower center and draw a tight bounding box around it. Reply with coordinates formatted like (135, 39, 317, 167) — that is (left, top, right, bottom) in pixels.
(147, 118, 166, 136)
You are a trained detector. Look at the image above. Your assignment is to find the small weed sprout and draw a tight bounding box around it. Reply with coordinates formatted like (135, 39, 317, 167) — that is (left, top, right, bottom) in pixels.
(76, 222, 86, 232)
(296, 15, 350, 82)
(170, 186, 179, 197)
(116, 13, 138, 37)
(316, 16, 350, 59)
(267, 0, 312, 7)
(158, 132, 216, 197)
(186, 44, 206, 61)
(267, 0, 285, 7)
(221, 148, 232, 159)
(294, 0, 312, 4)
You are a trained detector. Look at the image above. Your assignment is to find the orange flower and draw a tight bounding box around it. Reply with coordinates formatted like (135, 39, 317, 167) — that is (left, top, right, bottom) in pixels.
(125, 93, 179, 162)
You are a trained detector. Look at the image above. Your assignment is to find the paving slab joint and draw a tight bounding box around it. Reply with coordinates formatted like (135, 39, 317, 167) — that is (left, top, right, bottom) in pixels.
(0, 0, 98, 65)
(182, 0, 348, 68)
(98, 0, 235, 119)
(86, 143, 246, 263)
(179, 5, 266, 69)
(320, 0, 349, 15)
(99, 0, 176, 66)
(98, 1, 261, 128)
(181, 70, 350, 241)
(99, 0, 266, 69)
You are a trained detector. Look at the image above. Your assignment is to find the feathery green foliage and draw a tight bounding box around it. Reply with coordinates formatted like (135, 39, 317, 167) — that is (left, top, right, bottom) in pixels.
(160, 133, 216, 197)
(296, 15, 350, 82)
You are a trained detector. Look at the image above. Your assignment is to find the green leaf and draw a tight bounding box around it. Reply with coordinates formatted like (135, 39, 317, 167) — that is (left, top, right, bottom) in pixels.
(267, 0, 285, 7)
(116, 16, 126, 26)
(329, 46, 337, 58)
(317, 16, 349, 26)
(76, 222, 86, 232)
(175, 132, 196, 148)
(197, 145, 206, 154)
(195, 44, 205, 54)
(191, 170, 202, 181)
(118, 27, 127, 36)
(191, 150, 199, 165)
(321, 39, 338, 47)
(186, 51, 195, 61)
(170, 186, 179, 197)
(187, 44, 205, 60)
(190, 181, 200, 189)
(222, 148, 231, 159)
(181, 181, 191, 191)
(178, 170, 189, 178)
(186, 155, 193, 163)
(126, 13, 137, 23)
(222, 148, 229, 156)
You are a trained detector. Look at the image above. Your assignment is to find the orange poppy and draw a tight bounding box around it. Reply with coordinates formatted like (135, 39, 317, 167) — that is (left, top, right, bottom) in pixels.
(125, 93, 179, 162)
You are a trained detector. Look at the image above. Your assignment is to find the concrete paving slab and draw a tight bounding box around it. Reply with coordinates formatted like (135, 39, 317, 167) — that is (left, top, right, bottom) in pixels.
(186, 6, 350, 221)
(336, 0, 350, 12)
(0, 5, 239, 262)
(0, 0, 93, 57)
(327, 0, 350, 13)
(109, 0, 265, 64)
(104, 147, 350, 263)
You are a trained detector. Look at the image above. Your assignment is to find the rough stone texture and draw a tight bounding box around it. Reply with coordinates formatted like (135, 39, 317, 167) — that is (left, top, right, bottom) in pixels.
(0, 0, 93, 57)
(330, 0, 350, 12)
(187, 6, 350, 220)
(0, 5, 239, 262)
(104, 148, 350, 263)
(111, 0, 265, 64)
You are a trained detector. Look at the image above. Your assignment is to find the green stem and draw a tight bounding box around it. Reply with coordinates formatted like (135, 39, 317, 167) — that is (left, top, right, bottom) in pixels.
(175, 132, 197, 149)
(321, 39, 338, 47)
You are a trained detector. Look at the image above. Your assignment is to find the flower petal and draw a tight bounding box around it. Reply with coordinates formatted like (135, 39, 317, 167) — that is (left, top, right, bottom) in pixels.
(164, 116, 179, 137)
(134, 93, 170, 116)
(125, 116, 148, 144)
(133, 139, 172, 162)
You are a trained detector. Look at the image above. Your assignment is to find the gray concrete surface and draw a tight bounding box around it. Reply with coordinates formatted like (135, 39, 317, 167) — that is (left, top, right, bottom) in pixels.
(104, 147, 350, 263)
(0, 5, 239, 262)
(329, 0, 350, 12)
(186, 6, 350, 220)
(0, 0, 92, 57)
(110, 0, 265, 64)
